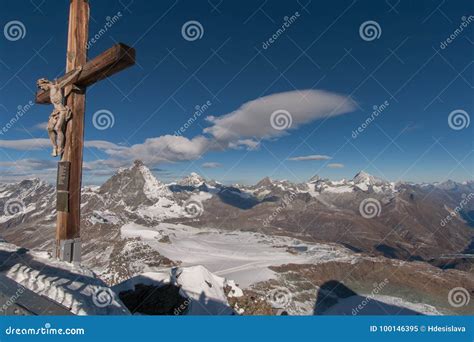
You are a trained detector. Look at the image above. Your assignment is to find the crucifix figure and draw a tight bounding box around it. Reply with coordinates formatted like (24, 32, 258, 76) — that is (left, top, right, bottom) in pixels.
(37, 66, 82, 157)
(35, 0, 135, 262)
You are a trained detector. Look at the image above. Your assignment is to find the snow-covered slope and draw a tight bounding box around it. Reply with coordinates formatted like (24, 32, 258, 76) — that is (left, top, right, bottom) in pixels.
(121, 222, 355, 287)
(0, 241, 129, 315)
(113, 265, 242, 315)
(0, 241, 245, 316)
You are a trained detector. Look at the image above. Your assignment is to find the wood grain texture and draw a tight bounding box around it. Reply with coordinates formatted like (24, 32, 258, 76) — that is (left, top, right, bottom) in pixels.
(56, 0, 89, 253)
(35, 43, 135, 104)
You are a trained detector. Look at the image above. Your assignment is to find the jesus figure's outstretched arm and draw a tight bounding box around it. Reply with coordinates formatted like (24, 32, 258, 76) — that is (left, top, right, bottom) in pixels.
(57, 66, 83, 89)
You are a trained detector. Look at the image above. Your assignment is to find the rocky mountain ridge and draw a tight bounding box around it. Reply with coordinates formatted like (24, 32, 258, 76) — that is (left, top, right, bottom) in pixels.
(0, 160, 473, 316)
(1, 160, 473, 262)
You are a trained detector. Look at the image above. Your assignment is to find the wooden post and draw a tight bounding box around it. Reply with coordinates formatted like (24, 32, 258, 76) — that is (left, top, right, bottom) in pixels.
(56, 0, 89, 259)
(35, 0, 135, 261)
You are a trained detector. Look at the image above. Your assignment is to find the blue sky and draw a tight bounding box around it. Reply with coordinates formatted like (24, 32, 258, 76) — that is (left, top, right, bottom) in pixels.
(0, 0, 472, 185)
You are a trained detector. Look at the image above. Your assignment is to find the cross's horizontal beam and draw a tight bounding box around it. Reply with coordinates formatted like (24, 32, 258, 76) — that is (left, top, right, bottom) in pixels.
(35, 43, 135, 104)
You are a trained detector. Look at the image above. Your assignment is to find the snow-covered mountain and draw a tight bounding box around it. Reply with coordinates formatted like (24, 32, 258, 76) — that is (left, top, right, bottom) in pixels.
(306, 170, 396, 194)
(0, 161, 473, 315)
(99, 160, 172, 204)
(0, 240, 241, 316)
(1, 161, 473, 261)
(177, 172, 207, 187)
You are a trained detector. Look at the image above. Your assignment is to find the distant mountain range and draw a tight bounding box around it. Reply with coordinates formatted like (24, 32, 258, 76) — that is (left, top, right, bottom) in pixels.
(0, 160, 473, 315)
(1, 160, 473, 263)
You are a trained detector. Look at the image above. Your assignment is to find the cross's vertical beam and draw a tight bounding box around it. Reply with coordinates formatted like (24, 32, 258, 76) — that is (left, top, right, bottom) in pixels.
(56, 0, 89, 260)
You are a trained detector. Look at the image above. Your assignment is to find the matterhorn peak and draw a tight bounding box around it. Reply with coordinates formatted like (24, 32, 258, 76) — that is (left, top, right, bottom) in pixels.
(130, 160, 159, 181)
(133, 159, 144, 168)
(130, 160, 155, 176)
(99, 160, 169, 203)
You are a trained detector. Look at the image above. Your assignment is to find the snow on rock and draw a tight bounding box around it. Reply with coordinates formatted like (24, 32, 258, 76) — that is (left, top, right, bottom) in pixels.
(178, 172, 206, 187)
(113, 265, 240, 315)
(322, 184, 354, 194)
(135, 191, 213, 221)
(0, 242, 129, 315)
(136, 197, 183, 220)
(352, 171, 383, 185)
(352, 171, 396, 193)
(137, 162, 171, 200)
(303, 171, 397, 196)
(226, 280, 244, 298)
(304, 183, 320, 198)
(89, 209, 121, 225)
(355, 182, 369, 191)
(189, 191, 213, 202)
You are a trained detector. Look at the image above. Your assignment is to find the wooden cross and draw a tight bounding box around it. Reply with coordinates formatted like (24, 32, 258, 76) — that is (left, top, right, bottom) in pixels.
(35, 0, 135, 261)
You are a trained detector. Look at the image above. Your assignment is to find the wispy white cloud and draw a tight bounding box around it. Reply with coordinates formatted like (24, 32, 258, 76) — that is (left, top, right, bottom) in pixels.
(0, 158, 57, 183)
(204, 89, 356, 149)
(85, 140, 125, 151)
(202, 162, 222, 168)
(106, 135, 216, 165)
(0, 138, 50, 150)
(288, 154, 332, 161)
(0, 158, 57, 171)
(0, 90, 356, 174)
(105, 89, 355, 165)
(16, 122, 49, 133)
(33, 122, 48, 130)
(327, 163, 344, 168)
